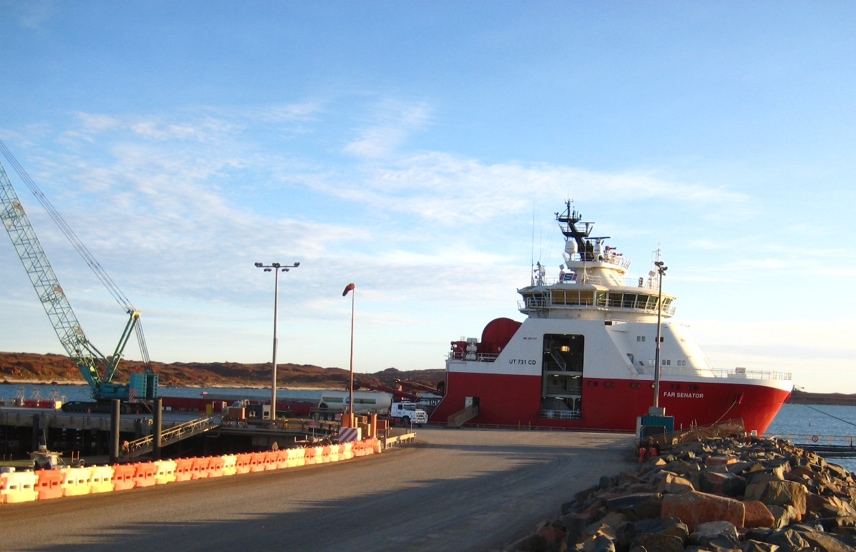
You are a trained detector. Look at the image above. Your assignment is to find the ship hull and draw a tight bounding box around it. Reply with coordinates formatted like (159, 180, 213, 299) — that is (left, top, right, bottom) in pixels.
(430, 371, 791, 435)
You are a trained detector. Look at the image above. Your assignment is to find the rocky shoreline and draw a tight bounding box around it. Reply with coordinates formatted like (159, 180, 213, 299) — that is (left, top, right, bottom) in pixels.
(504, 435, 856, 551)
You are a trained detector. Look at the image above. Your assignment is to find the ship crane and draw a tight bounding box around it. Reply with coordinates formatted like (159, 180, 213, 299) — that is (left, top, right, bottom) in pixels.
(0, 140, 157, 402)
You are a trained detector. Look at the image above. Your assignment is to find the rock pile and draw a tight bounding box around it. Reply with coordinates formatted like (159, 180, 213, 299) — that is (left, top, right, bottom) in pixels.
(504, 435, 856, 551)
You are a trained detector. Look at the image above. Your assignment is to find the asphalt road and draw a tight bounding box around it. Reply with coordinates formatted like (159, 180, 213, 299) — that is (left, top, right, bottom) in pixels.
(0, 427, 636, 552)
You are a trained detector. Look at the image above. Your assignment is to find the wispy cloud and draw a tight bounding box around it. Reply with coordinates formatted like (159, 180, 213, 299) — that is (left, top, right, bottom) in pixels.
(343, 99, 432, 158)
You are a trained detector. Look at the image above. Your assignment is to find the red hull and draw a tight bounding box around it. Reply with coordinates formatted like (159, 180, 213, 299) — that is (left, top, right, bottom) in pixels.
(430, 372, 790, 435)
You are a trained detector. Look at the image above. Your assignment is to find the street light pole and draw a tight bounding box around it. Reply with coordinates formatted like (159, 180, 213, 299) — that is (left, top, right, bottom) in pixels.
(255, 261, 300, 420)
(651, 260, 667, 412)
(342, 283, 356, 419)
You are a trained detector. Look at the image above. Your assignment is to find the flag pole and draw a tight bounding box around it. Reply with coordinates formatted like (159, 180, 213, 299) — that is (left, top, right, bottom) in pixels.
(343, 283, 356, 426)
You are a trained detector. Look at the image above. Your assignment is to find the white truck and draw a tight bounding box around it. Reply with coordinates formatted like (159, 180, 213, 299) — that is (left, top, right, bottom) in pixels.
(389, 401, 428, 427)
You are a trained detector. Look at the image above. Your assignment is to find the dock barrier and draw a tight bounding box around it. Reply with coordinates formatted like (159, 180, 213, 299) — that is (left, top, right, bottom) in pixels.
(90, 465, 116, 493)
(154, 460, 176, 485)
(1, 470, 38, 504)
(1, 433, 411, 507)
(221, 454, 237, 476)
(35, 469, 63, 500)
(60, 466, 91, 497)
(112, 463, 136, 491)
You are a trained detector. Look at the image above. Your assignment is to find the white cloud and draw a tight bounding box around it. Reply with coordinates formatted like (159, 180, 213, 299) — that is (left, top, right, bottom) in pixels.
(343, 99, 432, 158)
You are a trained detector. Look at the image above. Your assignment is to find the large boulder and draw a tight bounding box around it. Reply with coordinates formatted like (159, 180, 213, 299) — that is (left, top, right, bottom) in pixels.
(661, 490, 745, 531)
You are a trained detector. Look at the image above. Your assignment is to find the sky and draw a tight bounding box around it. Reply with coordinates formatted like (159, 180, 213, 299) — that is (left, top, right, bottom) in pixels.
(1, 1, 855, 393)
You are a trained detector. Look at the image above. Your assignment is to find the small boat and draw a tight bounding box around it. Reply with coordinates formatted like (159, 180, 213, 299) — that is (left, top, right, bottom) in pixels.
(429, 201, 793, 434)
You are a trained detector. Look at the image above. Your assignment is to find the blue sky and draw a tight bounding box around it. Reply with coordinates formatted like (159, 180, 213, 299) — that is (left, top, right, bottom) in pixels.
(1, 2, 855, 392)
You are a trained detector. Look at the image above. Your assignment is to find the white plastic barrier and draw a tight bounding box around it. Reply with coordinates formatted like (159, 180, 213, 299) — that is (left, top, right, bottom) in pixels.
(88, 465, 115, 494)
(60, 467, 91, 497)
(2, 470, 39, 504)
(221, 454, 237, 476)
(154, 460, 177, 485)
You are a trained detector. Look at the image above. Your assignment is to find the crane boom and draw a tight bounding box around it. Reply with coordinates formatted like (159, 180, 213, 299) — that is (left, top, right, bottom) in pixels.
(0, 146, 155, 401)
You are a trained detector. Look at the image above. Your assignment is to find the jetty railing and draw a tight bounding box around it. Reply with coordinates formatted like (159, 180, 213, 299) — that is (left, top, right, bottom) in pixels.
(768, 433, 856, 459)
(124, 415, 219, 459)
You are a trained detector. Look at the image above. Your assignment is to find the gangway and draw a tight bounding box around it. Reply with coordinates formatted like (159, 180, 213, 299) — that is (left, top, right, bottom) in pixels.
(124, 416, 220, 459)
(447, 405, 479, 428)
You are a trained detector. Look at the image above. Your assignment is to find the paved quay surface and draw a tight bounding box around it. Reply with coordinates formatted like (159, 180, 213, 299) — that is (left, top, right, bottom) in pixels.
(0, 427, 636, 552)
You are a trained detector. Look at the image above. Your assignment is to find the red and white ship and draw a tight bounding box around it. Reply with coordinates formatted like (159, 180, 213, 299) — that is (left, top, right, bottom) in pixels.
(430, 201, 792, 434)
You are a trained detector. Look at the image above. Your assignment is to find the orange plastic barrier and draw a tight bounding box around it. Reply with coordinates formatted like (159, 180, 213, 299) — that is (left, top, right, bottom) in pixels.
(112, 463, 137, 491)
(235, 453, 252, 474)
(261, 450, 270, 471)
(321, 445, 331, 463)
(191, 456, 211, 480)
(207, 456, 224, 478)
(352, 441, 364, 457)
(133, 462, 157, 488)
(274, 449, 289, 470)
(303, 446, 316, 464)
(154, 460, 176, 485)
(1, 470, 38, 504)
(221, 454, 237, 476)
(35, 469, 64, 500)
(173, 458, 195, 482)
(249, 452, 266, 473)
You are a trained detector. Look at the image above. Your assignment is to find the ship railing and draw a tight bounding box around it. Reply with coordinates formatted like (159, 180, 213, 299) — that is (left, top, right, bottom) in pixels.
(531, 273, 656, 289)
(447, 352, 500, 362)
(540, 409, 582, 421)
(713, 368, 793, 381)
(518, 297, 676, 317)
(634, 366, 792, 382)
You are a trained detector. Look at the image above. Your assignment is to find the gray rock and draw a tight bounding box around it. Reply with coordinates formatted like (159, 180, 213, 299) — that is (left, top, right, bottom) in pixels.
(766, 528, 809, 552)
(690, 520, 740, 548)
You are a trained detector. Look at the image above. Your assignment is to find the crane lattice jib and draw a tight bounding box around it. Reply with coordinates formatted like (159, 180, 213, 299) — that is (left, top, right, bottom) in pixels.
(0, 160, 108, 391)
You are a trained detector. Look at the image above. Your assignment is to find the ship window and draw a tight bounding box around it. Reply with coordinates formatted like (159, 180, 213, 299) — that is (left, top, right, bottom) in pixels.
(636, 336, 646, 342)
(622, 294, 637, 308)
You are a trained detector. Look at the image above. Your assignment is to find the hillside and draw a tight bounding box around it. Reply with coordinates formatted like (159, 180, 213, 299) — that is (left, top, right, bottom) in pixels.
(6, 352, 850, 406)
(0, 351, 445, 393)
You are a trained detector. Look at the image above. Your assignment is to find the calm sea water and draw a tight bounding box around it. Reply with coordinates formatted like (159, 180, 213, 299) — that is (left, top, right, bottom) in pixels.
(3, 385, 856, 471)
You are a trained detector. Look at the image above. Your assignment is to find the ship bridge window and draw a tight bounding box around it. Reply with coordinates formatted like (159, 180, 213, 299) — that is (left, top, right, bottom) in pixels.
(622, 294, 637, 308)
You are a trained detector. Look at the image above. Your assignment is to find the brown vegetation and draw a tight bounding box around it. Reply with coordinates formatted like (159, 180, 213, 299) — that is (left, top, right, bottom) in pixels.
(0, 351, 444, 392)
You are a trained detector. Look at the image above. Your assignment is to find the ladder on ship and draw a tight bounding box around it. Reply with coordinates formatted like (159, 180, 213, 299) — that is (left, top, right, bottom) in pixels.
(123, 416, 219, 459)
